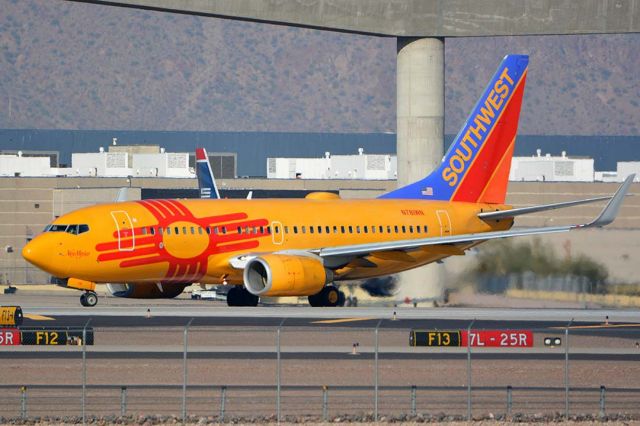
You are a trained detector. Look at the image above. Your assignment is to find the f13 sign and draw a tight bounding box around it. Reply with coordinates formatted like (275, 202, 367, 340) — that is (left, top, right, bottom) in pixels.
(461, 330, 533, 347)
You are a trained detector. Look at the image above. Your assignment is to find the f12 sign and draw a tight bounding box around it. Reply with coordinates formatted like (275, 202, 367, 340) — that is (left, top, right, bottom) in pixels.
(0, 328, 21, 345)
(460, 330, 533, 347)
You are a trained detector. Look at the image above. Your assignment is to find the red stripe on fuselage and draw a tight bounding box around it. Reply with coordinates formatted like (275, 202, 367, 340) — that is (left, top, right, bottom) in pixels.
(452, 74, 527, 203)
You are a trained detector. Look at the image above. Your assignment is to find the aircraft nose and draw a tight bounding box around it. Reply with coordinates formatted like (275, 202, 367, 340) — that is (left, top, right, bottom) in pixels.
(22, 237, 46, 269)
(22, 235, 68, 277)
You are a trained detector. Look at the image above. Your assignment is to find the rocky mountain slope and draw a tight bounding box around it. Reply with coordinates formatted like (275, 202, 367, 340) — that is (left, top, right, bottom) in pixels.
(0, 0, 637, 135)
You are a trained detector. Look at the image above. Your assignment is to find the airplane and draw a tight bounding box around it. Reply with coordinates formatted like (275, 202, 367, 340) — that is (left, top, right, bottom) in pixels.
(22, 54, 634, 307)
(195, 147, 221, 199)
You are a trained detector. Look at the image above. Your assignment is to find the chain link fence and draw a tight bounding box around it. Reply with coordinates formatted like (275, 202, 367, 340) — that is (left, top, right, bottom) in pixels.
(1, 320, 639, 422)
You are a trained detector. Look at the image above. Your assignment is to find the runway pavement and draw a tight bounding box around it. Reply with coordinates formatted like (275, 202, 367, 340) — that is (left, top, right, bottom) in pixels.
(3, 290, 640, 336)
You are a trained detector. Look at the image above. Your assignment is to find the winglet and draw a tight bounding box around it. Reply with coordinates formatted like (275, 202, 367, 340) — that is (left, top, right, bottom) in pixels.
(581, 174, 634, 228)
(115, 188, 128, 202)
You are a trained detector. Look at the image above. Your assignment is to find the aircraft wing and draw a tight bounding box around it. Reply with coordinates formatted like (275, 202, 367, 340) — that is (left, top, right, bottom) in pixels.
(317, 175, 634, 260)
(477, 195, 612, 221)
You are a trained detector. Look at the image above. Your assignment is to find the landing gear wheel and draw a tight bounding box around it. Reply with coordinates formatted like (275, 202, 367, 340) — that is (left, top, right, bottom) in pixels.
(345, 296, 358, 307)
(227, 286, 259, 307)
(80, 291, 98, 307)
(337, 290, 346, 307)
(308, 286, 341, 307)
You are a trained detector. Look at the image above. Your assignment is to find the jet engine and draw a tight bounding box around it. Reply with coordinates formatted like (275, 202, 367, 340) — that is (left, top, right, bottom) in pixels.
(243, 254, 333, 297)
(106, 283, 188, 299)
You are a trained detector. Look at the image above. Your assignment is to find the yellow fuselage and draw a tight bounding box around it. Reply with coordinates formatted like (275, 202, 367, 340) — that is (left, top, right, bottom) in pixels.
(24, 198, 512, 286)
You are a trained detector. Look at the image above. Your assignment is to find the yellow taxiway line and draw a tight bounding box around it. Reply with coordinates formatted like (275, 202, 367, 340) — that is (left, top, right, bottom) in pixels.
(312, 317, 376, 324)
(23, 314, 55, 321)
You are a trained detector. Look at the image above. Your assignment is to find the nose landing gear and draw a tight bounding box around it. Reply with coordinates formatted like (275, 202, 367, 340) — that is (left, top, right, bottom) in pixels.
(80, 291, 98, 307)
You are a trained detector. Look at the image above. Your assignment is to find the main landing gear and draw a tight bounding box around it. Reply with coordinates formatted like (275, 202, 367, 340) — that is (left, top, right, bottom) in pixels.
(308, 285, 346, 307)
(80, 291, 98, 307)
(226, 286, 259, 307)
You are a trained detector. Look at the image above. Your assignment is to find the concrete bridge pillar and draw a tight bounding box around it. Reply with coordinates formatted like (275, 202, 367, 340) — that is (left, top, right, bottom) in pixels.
(396, 37, 445, 303)
(396, 37, 444, 186)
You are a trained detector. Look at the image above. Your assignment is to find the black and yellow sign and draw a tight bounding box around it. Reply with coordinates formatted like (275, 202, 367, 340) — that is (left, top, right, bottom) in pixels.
(410, 330, 461, 347)
(0, 306, 23, 326)
(20, 328, 94, 346)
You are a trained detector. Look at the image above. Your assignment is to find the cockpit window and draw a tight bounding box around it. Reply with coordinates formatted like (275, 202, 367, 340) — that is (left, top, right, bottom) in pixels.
(44, 224, 90, 235)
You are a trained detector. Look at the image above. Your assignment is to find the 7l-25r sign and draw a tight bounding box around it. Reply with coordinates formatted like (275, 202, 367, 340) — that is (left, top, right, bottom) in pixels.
(461, 330, 532, 347)
(0, 328, 21, 345)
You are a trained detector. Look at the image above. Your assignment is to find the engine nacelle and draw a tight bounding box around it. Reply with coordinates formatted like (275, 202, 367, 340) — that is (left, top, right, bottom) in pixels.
(106, 283, 188, 299)
(243, 254, 332, 297)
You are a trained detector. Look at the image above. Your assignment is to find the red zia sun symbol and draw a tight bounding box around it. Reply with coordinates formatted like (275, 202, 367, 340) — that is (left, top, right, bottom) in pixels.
(95, 199, 269, 283)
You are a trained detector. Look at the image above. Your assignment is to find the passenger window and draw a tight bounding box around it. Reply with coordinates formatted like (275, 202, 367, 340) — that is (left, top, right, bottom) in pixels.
(198, 227, 203, 235)
(293, 226, 298, 234)
(265, 226, 270, 234)
(174, 227, 179, 235)
(356, 226, 360, 234)
(150, 227, 156, 235)
(325, 226, 330, 233)
(167, 227, 171, 235)
(371, 226, 375, 234)
(348, 226, 353, 233)
(402, 226, 406, 233)
(387, 226, 391, 233)
(309, 226, 314, 234)
(275, 226, 280, 233)
(416, 225, 421, 233)
(302, 226, 306, 234)
(237, 227, 242, 234)
(78, 224, 90, 234)
(260, 226, 264, 234)
(364, 226, 368, 234)
(341, 226, 345, 233)
(206, 227, 211, 235)
(182, 226, 187, 235)
(284, 226, 289, 234)
(190, 227, 195, 235)
(333, 226, 338, 233)
(159, 227, 164, 235)
(424, 225, 428, 233)
(394, 226, 399, 233)
(380, 226, 384, 233)
(318, 226, 323, 234)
